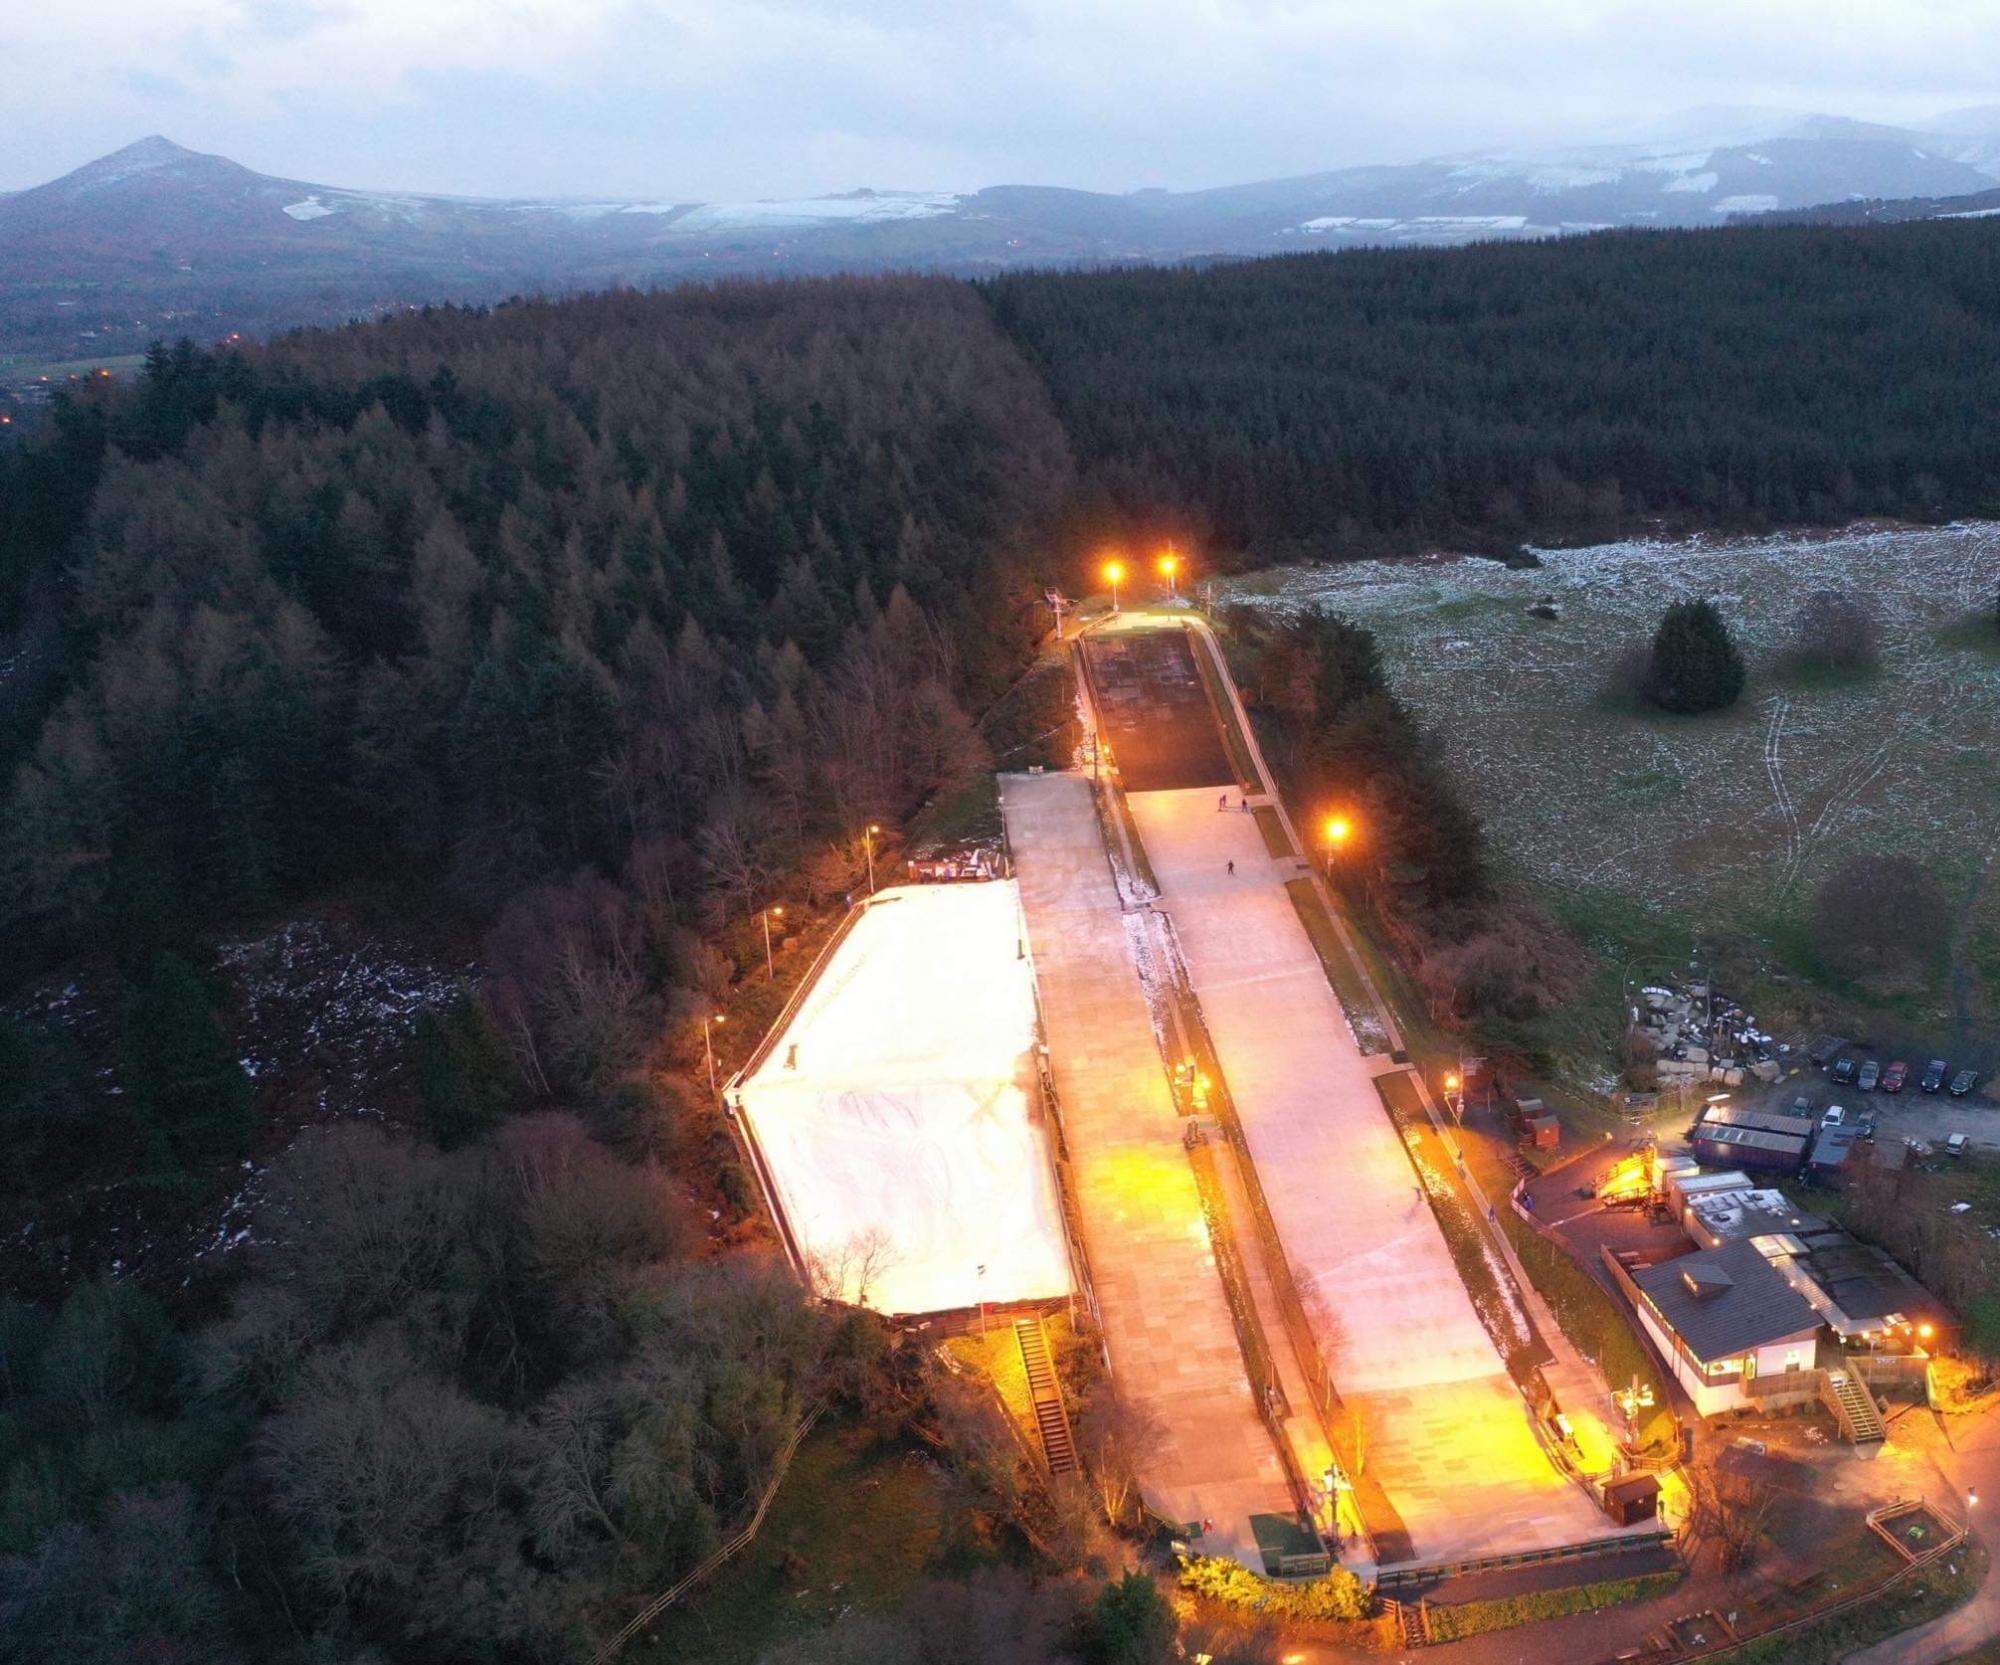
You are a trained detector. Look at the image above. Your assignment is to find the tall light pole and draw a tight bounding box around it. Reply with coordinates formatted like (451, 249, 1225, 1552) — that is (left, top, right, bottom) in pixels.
(1104, 559, 1124, 614)
(1157, 547, 1180, 599)
(702, 1013, 726, 1101)
(863, 824, 881, 895)
(762, 904, 784, 979)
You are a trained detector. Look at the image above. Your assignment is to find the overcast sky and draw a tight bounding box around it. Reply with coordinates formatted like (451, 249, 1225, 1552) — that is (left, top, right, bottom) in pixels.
(4, 1, 1996, 198)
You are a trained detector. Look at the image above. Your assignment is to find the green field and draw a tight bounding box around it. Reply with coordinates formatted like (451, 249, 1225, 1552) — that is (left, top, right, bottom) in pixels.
(1222, 525, 2000, 1068)
(0, 351, 148, 385)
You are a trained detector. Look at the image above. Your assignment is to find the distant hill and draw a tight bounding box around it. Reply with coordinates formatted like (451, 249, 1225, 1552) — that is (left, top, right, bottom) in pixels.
(1745, 187, 2000, 226)
(8, 109, 2000, 358)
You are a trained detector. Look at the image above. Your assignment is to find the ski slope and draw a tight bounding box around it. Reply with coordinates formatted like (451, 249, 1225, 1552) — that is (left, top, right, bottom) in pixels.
(735, 882, 1072, 1317)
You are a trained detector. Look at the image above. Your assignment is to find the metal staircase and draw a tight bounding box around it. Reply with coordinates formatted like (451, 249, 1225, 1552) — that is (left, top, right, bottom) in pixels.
(1014, 1316, 1078, 1475)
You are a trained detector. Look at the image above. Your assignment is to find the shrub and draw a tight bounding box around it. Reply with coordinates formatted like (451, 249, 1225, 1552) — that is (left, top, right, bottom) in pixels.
(1425, 1570, 1683, 1640)
(1176, 1554, 1372, 1622)
(1086, 1571, 1177, 1665)
(1810, 854, 1949, 980)
(1647, 598, 1745, 714)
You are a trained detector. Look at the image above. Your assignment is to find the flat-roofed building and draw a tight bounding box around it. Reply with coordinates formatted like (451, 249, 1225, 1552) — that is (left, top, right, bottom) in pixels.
(1688, 1104, 1813, 1175)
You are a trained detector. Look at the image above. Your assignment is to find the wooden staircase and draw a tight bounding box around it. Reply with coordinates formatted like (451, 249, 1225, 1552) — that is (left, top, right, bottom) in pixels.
(1385, 1596, 1430, 1648)
(1015, 1316, 1078, 1475)
(1822, 1370, 1886, 1453)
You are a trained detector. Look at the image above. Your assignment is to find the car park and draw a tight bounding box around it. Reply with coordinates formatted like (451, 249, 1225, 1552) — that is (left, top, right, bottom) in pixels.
(1950, 1069, 1979, 1098)
(1882, 1060, 1909, 1094)
(1857, 1059, 1881, 1092)
(1922, 1059, 1950, 1093)
(1831, 1055, 1859, 1085)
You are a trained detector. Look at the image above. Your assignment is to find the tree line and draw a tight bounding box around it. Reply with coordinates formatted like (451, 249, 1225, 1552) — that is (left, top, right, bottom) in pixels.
(985, 220, 2000, 558)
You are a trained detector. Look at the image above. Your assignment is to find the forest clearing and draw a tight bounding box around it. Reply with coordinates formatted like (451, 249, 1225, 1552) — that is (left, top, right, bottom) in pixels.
(1220, 523, 2000, 1051)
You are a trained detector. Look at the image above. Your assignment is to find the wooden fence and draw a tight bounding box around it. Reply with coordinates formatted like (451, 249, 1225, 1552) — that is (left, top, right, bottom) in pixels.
(588, 1402, 827, 1665)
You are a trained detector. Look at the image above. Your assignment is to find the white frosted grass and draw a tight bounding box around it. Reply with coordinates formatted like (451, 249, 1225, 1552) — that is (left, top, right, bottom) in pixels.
(1218, 524, 2000, 925)
(736, 882, 1071, 1317)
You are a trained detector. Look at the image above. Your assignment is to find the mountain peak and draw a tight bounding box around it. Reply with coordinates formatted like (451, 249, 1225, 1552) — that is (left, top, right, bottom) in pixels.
(60, 135, 224, 193)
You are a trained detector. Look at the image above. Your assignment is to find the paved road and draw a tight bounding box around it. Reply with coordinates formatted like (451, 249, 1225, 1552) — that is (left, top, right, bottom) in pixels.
(1000, 769, 1295, 1569)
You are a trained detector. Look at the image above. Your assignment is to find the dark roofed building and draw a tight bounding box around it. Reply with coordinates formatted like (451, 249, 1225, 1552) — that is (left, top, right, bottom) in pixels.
(1629, 1239, 1822, 1416)
(1790, 1226, 1950, 1344)
(1808, 1125, 1861, 1186)
(1688, 1104, 1813, 1175)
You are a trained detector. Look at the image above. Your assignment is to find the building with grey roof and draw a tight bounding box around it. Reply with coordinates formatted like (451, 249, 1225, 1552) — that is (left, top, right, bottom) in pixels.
(1629, 1239, 1823, 1416)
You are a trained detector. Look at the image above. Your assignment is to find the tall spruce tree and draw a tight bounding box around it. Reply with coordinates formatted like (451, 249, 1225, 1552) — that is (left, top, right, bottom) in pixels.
(120, 952, 253, 1176)
(1648, 598, 1745, 714)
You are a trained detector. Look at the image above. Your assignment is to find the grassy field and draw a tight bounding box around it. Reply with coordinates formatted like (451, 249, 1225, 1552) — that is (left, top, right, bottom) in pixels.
(1221, 524, 2000, 1068)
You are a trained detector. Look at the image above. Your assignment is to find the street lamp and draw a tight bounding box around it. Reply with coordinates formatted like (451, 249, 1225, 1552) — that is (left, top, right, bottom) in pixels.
(762, 904, 785, 979)
(1157, 547, 1180, 598)
(702, 1013, 726, 1100)
(863, 824, 882, 895)
(1104, 559, 1124, 613)
(1323, 814, 1352, 874)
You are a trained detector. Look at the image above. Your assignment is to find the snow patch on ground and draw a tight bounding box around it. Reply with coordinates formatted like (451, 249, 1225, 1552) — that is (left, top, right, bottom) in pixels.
(216, 920, 463, 1120)
(1405, 1127, 1533, 1358)
(282, 197, 337, 221)
(1714, 193, 1781, 213)
(676, 192, 959, 231)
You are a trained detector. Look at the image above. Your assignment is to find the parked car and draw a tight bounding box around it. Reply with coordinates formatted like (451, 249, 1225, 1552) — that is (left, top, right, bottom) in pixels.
(1882, 1060, 1909, 1094)
(1858, 1060, 1881, 1092)
(1823, 1104, 1846, 1127)
(1856, 1115, 1877, 1141)
(1950, 1069, 1979, 1098)
(1806, 1035, 1850, 1068)
(1830, 1055, 1859, 1085)
(1922, 1059, 1950, 1093)
(1789, 1094, 1816, 1118)
(1946, 1133, 1970, 1159)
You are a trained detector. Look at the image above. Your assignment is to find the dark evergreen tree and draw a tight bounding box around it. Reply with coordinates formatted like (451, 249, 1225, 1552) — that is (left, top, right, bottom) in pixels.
(415, 992, 516, 1149)
(118, 953, 253, 1176)
(1648, 599, 1746, 714)
(1086, 1571, 1177, 1665)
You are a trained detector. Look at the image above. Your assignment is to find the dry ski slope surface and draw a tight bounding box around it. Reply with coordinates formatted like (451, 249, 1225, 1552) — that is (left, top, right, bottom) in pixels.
(1000, 770, 1295, 1568)
(1099, 624, 1602, 1566)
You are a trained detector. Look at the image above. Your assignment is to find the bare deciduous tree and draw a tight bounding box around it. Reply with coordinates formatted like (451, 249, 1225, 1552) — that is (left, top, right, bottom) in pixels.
(1792, 587, 1880, 674)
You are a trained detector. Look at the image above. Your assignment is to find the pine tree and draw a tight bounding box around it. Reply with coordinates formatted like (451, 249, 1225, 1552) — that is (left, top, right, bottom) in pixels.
(415, 992, 516, 1149)
(120, 952, 252, 1176)
(1648, 598, 1745, 714)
